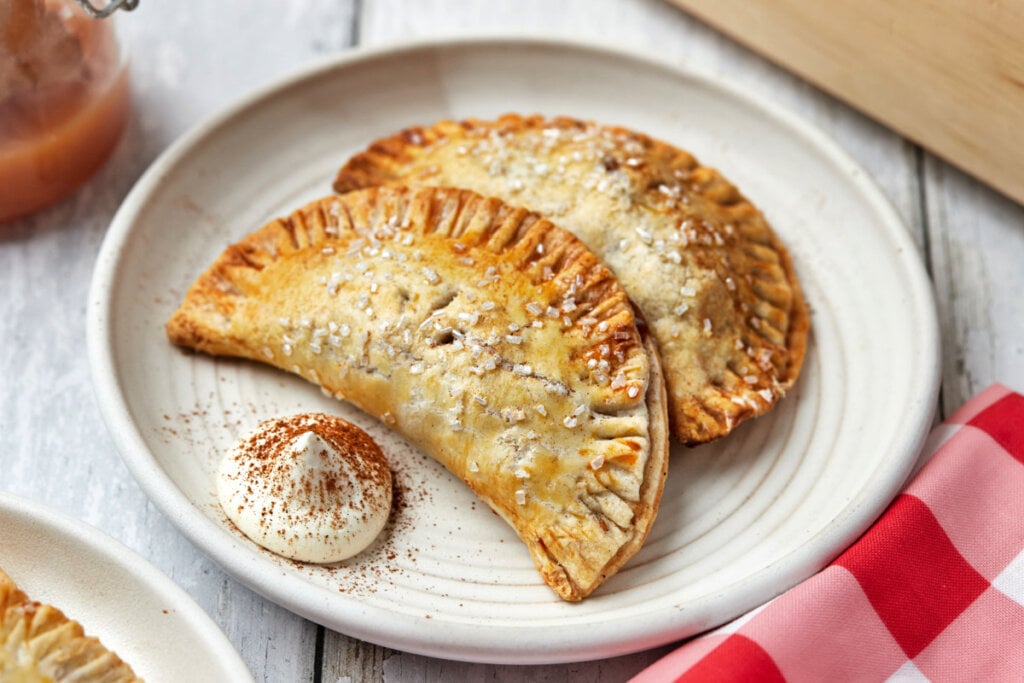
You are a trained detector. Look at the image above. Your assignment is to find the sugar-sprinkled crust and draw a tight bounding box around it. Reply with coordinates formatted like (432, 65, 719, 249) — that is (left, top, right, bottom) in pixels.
(0, 567, 141, 682)
(167, 186, 669, 601)
(334, 114, 810, 445)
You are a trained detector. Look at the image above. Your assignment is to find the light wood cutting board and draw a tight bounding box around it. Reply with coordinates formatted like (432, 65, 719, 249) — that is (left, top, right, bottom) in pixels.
(668, 0, 1024, 206)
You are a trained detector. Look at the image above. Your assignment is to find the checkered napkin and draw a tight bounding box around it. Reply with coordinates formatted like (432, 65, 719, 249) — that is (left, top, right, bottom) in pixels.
(633, 385, 1024, 682)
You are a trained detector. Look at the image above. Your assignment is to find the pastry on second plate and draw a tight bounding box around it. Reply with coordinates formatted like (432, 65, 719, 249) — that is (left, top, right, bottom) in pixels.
(0, 566, 141, 682)
(334, 114, 810, 445)
(167, 186, 669, 601)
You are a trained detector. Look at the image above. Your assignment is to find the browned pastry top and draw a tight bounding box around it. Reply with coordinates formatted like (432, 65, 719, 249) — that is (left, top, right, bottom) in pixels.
(335, 114, 810, 444)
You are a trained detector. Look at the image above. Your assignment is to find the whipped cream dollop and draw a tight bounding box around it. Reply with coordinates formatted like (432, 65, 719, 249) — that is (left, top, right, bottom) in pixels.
(217, 413, 393, 563)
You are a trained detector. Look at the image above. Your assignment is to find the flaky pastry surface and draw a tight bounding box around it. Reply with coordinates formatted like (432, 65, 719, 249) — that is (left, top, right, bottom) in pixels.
(167, 186, 669, 600)
(335, 114, 810, 444)
(0, 567, 141, 682)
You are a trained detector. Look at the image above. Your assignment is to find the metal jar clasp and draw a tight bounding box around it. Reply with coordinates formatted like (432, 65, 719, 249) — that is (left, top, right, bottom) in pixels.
(75, 0, 139, 19)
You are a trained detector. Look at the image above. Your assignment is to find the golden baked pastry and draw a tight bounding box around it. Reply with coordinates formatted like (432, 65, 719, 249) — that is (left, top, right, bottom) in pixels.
(167, 186, 669, 601)
(334, 114, 810, 444)
(0, 567, 141, 682)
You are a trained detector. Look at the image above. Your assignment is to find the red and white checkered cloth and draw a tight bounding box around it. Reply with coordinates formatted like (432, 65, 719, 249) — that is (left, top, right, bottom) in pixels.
(633, 384, 1024, 682)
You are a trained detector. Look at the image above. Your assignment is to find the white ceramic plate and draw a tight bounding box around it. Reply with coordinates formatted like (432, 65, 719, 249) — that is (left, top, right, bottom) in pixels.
(88, 38, 940, 664)
(0, 493, 252, 682)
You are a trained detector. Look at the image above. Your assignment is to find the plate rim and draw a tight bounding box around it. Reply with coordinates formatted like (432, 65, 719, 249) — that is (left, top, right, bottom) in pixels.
(87, 35, 941, 664)
(0, 492, 253, 682)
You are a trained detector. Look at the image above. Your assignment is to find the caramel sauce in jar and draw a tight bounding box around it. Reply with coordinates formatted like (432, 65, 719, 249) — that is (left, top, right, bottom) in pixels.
(0, 0, 130, 221)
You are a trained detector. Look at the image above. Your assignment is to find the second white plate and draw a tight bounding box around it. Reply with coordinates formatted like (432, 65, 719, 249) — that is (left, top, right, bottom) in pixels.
(0, 493, 251, 682)
(88, 38, 940, 664)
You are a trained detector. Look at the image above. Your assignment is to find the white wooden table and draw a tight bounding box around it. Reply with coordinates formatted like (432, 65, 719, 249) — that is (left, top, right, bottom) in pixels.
(3, 1, 1022, 680)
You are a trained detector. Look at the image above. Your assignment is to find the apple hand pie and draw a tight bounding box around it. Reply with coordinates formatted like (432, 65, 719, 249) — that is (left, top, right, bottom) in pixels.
(0, 567, 141, 682)
(334, 114, 810, 445)
(167, 186, 669, 601)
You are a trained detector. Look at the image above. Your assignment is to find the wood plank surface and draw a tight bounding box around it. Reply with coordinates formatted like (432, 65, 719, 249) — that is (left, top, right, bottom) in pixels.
(668, 0, 1024, 206)
(924, 158, 1024, 415)
(1, 0, 1022, 681)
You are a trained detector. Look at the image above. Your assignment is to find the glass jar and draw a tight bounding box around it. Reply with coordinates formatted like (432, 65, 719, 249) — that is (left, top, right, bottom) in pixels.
(0, 0, 134, 221)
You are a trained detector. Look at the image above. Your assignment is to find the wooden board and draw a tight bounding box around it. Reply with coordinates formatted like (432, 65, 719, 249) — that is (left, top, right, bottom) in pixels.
(668, 0, 1024, 206)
